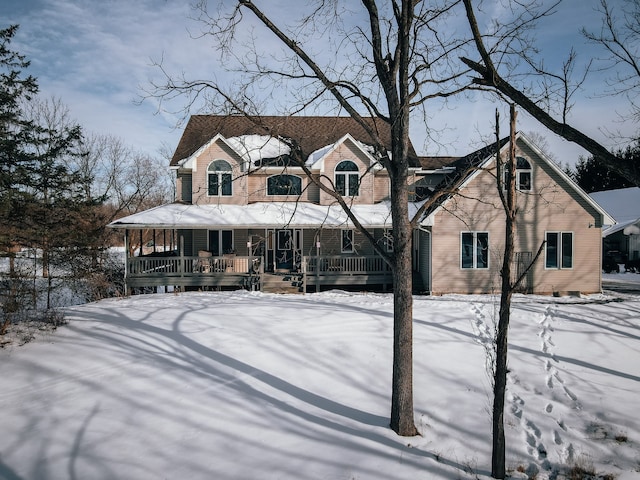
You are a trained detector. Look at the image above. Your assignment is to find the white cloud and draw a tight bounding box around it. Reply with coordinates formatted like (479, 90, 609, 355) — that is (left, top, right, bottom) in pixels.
(1, 0, 635, 166)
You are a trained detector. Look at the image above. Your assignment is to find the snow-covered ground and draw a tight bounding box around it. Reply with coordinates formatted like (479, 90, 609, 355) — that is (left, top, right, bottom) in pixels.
(1, 290, 639, 480)
(604, 270, 640, 284)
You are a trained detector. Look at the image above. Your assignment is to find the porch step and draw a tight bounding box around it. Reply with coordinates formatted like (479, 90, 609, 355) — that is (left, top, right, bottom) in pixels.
(260, 273, 304, 294)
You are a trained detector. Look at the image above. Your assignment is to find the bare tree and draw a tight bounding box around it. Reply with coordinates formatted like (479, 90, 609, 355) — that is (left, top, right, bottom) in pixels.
(582, 0, 640, 123)
(460, 0, 640, 186)
(148, 0, 472, 436)
(81, 133, 172, 217)
(490, 105, 546, 479)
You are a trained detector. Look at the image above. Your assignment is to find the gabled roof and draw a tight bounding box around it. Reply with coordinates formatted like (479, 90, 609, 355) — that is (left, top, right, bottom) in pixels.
(305, 133, 379, 171)
(417, 136, 511, 219)
(420, 132, 616, 226)
(170, 115, 421, 168)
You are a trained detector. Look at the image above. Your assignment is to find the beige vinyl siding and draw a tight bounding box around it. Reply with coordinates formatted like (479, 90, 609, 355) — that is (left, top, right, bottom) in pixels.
(191, 141, 248, 205)
(247, 174, 266, 199)
(374, 174, 390, 202)
(431, 147, 603, 295)
(318, 140, 376, 205)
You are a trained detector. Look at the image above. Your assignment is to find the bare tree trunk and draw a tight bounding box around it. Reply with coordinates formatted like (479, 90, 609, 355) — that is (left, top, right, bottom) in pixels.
(42, 238, 49, 278)
(389, 167, 418, 436)
(492, 105, 518, 479)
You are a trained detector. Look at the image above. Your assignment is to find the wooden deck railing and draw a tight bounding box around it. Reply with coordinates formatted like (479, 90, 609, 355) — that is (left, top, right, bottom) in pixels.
(302, 255, 391, 275)
(127, 255, 263, 277)
(125, 254, 391, 291)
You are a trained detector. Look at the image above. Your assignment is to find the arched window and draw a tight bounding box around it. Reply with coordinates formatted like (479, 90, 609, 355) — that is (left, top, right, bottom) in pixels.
(516, 156, 532, 191)
(502, 156, 532, 191)
(207, 160, 232, 196)
(267, 174, 302, 196)
(335, 160, 359, 196)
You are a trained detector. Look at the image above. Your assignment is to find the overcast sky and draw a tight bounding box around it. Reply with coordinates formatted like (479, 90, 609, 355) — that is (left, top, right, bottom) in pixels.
(2, 0, 636, 166)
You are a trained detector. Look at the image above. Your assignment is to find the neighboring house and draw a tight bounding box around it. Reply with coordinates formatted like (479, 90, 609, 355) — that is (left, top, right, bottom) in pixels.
(109, 115, 614, 295)
(589, 187, 640, 269)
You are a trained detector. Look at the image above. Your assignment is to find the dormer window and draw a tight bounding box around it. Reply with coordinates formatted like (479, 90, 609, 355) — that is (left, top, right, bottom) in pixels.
(335, 160, 359, 196)
(515, 157, 532, 191)
(208, 160, 232, 196)
(503, 156, 532, 192)
(267, 174, 302, 196)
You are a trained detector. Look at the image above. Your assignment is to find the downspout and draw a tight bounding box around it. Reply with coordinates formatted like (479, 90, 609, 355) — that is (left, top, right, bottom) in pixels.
(418, 226, 432, 295)
(598, 219, 604, 294)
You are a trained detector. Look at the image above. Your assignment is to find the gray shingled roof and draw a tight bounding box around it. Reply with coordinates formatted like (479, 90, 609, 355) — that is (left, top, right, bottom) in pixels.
(170, 115, 421, 167)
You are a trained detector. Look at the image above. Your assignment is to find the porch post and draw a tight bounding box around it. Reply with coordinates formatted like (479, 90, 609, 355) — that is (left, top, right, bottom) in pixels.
(179, 235, 184, 278)
(316, 237, 320, 293)
(124, 229, 130, 296)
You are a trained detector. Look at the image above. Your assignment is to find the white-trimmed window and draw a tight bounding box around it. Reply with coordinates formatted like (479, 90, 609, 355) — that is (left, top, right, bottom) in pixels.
(545, 232, 573, 269)
(267, 174, 302, 196)
(383, 229, 394, 252)
(461, 232, 489, 269)
(342, 229, 354, 253)
(209, 230, 233, 256)
(208, 160, 232, 196)
(335, 160, 359, 196)
(503, 156, 532, 192)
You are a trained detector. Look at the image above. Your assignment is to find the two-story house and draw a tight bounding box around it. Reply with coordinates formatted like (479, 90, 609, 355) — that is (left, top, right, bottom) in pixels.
(109, 115, 614, 295)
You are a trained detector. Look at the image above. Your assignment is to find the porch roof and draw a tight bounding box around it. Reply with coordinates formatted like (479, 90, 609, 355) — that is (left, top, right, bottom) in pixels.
(108, 201, 431, 230)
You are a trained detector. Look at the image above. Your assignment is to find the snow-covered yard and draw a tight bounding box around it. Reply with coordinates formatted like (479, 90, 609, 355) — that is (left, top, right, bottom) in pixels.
(1, 289, 639, 479)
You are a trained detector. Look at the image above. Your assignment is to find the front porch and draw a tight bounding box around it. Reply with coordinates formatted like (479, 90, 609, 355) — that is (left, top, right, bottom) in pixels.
(125, 253, 393, 293)
(109, 202, 420, 294)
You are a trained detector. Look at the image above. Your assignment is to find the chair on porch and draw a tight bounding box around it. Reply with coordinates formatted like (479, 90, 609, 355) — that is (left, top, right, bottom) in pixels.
(197, 250, 212, 273)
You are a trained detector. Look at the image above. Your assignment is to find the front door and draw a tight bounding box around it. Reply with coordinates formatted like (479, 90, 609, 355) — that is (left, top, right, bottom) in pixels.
(273, 229, 302, 271)
(276, 229, 293, 270)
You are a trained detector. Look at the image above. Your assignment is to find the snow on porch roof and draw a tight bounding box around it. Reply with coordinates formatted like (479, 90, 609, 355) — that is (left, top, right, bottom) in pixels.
(107, 201, 426, 230)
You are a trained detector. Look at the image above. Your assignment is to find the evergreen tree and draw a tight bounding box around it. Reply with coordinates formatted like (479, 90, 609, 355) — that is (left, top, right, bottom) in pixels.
(0, 25, 40, 257)
(569, 141, 639, 193)
(1, 25, 105, 315)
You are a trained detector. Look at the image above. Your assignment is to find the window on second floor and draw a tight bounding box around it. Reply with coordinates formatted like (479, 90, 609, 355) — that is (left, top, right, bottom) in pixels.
(461, 231, 489, 269)
(335, 160, 359, 196)
(503, 156, 532, 192)
(208, 160, 232, 196)
(267, 174, 302, 196)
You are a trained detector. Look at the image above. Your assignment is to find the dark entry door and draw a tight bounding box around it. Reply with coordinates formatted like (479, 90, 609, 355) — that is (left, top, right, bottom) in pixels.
(275, 229, 293, 270)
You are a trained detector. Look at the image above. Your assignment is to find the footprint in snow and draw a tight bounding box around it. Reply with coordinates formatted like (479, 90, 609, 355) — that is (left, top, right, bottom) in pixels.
(553, 430, 563, 445)
(563, 386, 577, 401)
(526, 419, 542, 439)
